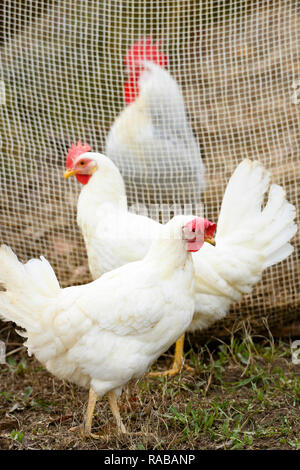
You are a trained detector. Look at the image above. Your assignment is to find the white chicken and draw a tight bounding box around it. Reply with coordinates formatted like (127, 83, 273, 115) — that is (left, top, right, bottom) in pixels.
(105, 37, 205, 219)
(64, 142, 297, 376)
(0, 215, 214, 436)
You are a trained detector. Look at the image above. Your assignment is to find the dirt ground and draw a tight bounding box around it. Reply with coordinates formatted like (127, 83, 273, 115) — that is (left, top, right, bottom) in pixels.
(0, 324, 299, 451)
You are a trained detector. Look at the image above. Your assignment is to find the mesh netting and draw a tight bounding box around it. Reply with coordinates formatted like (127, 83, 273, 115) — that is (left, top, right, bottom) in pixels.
(0, 1, 299, 337)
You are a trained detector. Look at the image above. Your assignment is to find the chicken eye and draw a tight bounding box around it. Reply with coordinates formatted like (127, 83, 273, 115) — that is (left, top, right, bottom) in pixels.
(80, 161, 85, 166)
(192, 228, 195, 232)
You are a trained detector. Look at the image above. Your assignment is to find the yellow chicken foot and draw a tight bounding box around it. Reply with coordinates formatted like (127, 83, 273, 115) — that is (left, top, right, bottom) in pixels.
(149, 333, 193, 377)
(70, 386, 99, 439)
(71, 388, 127, 437)
(82, 386, 98, 437)
(183, 363, 195, 373)
(108, 390, 127, 434)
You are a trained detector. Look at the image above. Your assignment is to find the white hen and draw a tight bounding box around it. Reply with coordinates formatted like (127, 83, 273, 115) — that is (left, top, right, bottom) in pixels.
(64, 145, 297, 375)
(105, 37, 205, 219)
(0, 215, 212, 436)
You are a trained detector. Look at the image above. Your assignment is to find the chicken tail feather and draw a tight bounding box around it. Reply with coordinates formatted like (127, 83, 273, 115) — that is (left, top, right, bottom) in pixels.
(216, 160, 297, 269)
(0, 245, 60, 333)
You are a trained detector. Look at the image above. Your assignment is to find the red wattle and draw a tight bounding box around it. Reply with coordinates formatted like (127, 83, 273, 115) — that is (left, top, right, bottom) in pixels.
(187, 239, 204, 253)
(76, 174, 91, 185)
(124, 72, 140, 104)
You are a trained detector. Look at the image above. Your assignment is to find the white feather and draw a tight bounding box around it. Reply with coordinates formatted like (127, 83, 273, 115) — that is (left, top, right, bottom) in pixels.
(105, 62, 206, 208)
(75, 157, 297, 334)
(0, 216, 196, 396)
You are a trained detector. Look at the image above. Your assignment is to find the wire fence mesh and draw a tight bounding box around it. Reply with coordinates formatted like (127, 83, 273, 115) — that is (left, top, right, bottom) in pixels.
(0, 1, 299, 338)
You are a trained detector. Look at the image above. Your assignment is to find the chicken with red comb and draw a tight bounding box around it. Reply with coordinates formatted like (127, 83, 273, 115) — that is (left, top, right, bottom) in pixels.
(64, 145, 296, 377)
(183, 218, 216, 252)
(105, 36, 206, 222)
(0, 214, 209, 437)
(65, 141, 93, 185)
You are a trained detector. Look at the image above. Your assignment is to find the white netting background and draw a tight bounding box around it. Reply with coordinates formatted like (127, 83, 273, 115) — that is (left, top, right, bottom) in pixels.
(0, 1, 299, 337)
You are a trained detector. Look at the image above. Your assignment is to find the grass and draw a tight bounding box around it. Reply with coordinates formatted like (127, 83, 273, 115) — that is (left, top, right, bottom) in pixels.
(0, 326, 299, 450)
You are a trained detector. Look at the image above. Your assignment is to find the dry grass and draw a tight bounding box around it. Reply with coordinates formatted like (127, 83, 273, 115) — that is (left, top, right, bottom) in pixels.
(0, 324, 299, 450)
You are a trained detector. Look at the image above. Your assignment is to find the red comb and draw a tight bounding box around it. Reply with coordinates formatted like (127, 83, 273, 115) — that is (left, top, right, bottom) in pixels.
(187, 218, 217, 237)
(66, 141, 91, 168)
(204, 220, 217, 238)
(124, 37, 168, 70)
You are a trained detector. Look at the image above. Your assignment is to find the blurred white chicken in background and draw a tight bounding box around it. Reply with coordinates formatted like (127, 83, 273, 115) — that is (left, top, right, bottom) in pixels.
(105, 37, 206, 220)
(0, 216, 214, 437)
(65, 143, 297, 376)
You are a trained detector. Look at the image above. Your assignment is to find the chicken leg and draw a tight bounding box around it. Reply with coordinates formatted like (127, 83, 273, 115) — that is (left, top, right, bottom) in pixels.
(82, 386, 98, 437)
(108, 390, 127, 434)
(149, 334, 193, 377)
(72, 387, 127, 438)
(83, 389, 127, 436)
(70, 386, 98, 438)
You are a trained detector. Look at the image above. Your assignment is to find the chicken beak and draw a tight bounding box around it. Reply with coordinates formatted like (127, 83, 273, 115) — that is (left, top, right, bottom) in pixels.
(64, 168, 76, 179)
(204, 236, 216, 246)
